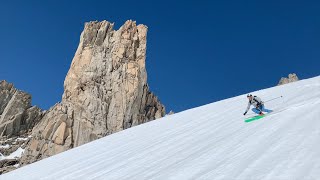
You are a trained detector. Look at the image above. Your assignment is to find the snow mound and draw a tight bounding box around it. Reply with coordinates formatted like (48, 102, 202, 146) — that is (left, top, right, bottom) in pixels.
(2, 76, 320, 180)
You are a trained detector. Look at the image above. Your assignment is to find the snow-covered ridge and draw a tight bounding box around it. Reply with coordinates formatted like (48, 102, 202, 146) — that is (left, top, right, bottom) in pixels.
(2, 76, 320, 180)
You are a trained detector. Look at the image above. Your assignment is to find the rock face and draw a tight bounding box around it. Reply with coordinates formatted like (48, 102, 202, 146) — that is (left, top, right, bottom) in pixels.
(21, 20, 165, 165)
(278, 73, 299, 85)
(0, 81, 43, 137)
(0, 159, 18, 174)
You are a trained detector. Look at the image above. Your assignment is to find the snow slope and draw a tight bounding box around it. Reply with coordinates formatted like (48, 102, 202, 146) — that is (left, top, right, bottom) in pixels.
(2, 76, 320, 180)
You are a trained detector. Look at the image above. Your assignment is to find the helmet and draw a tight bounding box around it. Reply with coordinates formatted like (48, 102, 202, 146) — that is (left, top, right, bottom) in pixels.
(247, 94, 252, 97)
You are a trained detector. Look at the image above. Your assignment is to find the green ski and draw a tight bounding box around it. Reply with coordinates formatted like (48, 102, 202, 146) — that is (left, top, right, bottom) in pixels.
(245, 115, 266, 123)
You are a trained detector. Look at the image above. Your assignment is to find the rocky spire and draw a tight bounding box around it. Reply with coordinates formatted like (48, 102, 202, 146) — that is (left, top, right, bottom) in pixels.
(20, 20, 165, 165)
(278, 73, 299, 85)
(0, 80, 43, 137)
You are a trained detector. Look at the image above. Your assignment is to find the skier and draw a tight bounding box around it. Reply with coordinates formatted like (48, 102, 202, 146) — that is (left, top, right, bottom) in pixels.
(243, 94, 272, 116)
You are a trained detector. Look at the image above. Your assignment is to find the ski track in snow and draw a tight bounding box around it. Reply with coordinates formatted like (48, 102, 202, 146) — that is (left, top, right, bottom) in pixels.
(2, 76, 320, 180)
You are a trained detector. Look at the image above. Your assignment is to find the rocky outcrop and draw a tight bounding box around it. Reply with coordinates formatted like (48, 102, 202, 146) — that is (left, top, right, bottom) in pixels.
(0, 159, 18, 175)
(0, 81, 43, 174)
(21, 20, 165, 165)
(278, 73, 299, 85)
(0, 135, 31, 174)
(168, 111, 175, 115)
(0, 81, 43, 137)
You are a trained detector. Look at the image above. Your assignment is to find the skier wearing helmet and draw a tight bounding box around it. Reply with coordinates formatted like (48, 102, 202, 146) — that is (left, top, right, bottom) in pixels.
(243, 94, 273, 116)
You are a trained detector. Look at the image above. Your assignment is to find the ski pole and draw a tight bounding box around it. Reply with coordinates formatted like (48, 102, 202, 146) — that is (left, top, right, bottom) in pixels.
(265, 96, 283, 103)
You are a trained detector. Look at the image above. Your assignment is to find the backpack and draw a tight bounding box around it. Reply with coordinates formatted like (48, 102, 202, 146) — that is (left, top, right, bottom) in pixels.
(252, 96, 262, 107)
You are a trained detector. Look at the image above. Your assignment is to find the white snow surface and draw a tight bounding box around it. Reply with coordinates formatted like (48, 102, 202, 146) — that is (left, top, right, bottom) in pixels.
(0, 147, 25, 161)
(2, 76, 320, 180)
(0, 144, 10, 149)
(15, 137, 29, 142)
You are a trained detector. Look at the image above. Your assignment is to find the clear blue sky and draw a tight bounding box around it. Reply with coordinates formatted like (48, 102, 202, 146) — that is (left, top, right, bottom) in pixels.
(1, 0, 319, 112)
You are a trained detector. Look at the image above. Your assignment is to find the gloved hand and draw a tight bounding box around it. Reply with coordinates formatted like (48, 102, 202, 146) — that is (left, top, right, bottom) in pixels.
(243, 112, 247, 116)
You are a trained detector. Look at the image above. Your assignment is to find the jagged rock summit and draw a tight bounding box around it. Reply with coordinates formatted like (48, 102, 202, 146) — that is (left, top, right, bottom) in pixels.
(20, 20, 165, 165)
(278, 73, 299, 85)
(0, 81, 43, 138)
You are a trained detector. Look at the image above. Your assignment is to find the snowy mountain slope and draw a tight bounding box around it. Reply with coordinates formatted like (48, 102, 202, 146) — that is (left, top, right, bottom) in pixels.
(2, 76, 320, 180)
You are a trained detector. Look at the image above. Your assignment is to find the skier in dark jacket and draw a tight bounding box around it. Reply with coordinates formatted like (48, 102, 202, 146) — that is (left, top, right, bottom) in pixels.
(243, 94, 272, 116)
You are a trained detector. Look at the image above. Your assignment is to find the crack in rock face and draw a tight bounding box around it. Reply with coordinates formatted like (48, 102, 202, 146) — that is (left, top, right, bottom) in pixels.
(20, 20, 165, 166)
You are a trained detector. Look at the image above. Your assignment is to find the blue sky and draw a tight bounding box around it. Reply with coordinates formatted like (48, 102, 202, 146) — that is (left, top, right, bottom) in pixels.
(0, 0, 319, 112)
